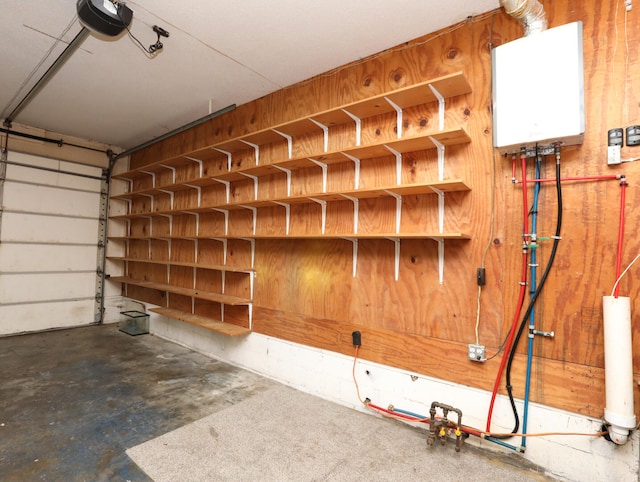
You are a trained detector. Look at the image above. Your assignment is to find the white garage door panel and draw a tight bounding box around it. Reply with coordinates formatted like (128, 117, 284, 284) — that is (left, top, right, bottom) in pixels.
(3, 181, 101, 218)
(0, 300, 95, 336)
(8, 152, 102, 191)
(1, 212, 99, 244)
(0, 244, 97, 272)
(0, 151, 105, 335)
(0, 272, 96, 304)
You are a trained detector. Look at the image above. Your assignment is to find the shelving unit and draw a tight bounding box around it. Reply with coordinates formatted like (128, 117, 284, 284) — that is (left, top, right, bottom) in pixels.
(109, 71, 473, 333)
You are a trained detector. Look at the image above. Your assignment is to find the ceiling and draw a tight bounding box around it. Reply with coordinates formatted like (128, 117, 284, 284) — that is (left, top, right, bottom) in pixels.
(1, 0, 499, 151)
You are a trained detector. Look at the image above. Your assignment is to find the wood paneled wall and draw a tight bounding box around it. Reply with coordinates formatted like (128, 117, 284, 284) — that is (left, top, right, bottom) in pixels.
(125, 0, 640, 418)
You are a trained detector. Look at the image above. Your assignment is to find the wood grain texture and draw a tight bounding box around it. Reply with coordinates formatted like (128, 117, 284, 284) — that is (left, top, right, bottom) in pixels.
(116, 1, 640, 418)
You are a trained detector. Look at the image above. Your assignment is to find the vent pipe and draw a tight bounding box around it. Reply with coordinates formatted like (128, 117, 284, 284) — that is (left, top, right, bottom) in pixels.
(500, 0, 548, 36)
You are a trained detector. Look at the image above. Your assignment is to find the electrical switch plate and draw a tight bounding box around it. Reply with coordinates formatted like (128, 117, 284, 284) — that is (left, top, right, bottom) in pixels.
(608, 145, 622, 165)
(468, 344, 486, 363)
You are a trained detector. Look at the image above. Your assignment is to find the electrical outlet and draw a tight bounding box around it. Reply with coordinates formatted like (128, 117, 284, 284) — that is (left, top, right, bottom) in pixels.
(468, 344, 486, 362)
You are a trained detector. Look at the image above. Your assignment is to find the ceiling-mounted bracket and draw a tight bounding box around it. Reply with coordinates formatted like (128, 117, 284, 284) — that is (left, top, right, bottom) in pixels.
(149, 25, 170, 54)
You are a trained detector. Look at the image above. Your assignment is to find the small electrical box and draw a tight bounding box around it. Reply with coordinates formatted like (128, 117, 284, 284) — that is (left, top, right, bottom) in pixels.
(468, 344, 486, 362)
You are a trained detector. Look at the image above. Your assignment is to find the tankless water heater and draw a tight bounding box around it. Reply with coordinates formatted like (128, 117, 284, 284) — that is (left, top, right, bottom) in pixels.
(492, 21, 585, 153)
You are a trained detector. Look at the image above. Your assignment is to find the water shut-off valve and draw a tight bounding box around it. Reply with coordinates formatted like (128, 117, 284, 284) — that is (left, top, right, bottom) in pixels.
(426, 401, 465, 452)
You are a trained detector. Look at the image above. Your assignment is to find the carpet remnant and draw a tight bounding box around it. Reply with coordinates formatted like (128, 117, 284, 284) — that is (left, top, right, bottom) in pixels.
(127, 385, 547, 482)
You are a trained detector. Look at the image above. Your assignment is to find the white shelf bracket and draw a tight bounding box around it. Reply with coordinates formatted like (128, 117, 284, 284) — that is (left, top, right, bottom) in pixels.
(212, 209, 229, 235)
(194, 237, 199, 263)
(122, 198, 132, 216)
(221, 270, 226, 294)
(309, 118, 329, 152)
(341, 152, 361, 190)
(157, 213, 174, 236)
(428, 136, 446, 181)
(384, 145, 403, 185)
(213, 148, 233, 171)
(309, 197, 327, 234)
(273, 166, 292, 197)
(124, 178, 133, 194)
(193, 260, 198, 289)
(139, 193, 154, 212)
(428, 83, 445, 130)
(273, 201, 291, 235)
(429, 237, 445, 284)
(240, 205, 258, 235)
(384, 96, 404, 139)
(140, 170, 156, 188)
(184, 184, 202, 207)
(239, 237, 256, 269)
(341, 194, 359, 234)
(342, 108, 362, 146)
(212, 178, 231, 204)
(342, 237, 358, 278)
(212, 237, 228, 265)
(240, 140, 260, 165)
(385, 237, 401, 281)
(184, 157, 204, 177)
(183, 211, 201, 237)
(429, 186, 445, 234)
(240, 172, 259, 200)
(157, 190, 175, 210)
(144, 216, 153, 236)
(159, 165, 177, 183)
(220, 304, 225, 323)
(384, 191, 403, 234)
(272, 129, 293, 159)
(248, 304, 253, 330)
(308, 158, 328, 193)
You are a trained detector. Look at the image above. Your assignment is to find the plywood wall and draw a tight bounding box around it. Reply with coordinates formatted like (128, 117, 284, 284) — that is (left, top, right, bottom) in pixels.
(122, 0, 640, 418)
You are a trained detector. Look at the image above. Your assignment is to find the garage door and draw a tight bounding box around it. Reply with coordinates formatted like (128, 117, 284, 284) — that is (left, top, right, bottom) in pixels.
(0, 151, 106, 335)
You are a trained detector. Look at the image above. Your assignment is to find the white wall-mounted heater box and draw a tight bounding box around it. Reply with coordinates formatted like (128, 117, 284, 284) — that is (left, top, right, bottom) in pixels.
(492, 21, 585, 153)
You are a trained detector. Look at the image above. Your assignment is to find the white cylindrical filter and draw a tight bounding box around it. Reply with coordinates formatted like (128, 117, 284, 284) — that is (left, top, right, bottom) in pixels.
(603, 295, 636, 444)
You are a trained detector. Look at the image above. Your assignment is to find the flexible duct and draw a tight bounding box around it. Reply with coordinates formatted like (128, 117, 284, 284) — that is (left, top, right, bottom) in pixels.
(500, 0, 548, 36)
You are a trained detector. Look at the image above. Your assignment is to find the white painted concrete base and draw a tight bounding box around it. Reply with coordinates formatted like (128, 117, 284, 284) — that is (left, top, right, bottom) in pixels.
(150, 313, 639, 482)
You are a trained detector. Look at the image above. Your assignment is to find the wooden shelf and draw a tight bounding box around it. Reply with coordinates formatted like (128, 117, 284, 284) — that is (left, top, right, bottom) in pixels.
(107, 257, 254, 274)
(149, 307, 251, 336)
(112, 71, 471, 181)
(110, 70, 472, 287)
(108, 276, 252, 305)
(108, 232, 470, 241)
(109, 179, 470, 220)
(111, 128, 470, 201)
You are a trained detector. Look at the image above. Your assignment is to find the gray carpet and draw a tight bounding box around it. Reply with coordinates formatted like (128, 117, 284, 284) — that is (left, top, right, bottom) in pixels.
(127, 385, 550, 481)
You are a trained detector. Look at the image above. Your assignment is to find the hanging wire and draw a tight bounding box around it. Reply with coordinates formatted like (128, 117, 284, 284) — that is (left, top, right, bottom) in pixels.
(1, 16, 79, 119)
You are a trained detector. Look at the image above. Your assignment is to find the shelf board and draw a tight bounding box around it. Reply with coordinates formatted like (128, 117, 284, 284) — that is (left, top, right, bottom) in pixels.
(112, 127, 470, 202)
(149, 307, 251, 336)
(117, 71, 471, 177)
(107, 257, 254, 273)
(249, 232, 472, 240)
(109, 178, 470, 220)
(109, 233, 470, 241)
(108, 276, 252, 305)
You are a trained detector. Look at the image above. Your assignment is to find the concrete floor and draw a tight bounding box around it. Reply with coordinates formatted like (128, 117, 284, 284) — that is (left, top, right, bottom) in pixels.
(0, 324, 277, 481)
(0, 324, 553, 482)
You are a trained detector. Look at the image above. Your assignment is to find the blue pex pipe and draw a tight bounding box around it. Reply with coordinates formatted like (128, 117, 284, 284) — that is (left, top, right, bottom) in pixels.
(522, 156, 542, 448)
(391, 406, 520, 451)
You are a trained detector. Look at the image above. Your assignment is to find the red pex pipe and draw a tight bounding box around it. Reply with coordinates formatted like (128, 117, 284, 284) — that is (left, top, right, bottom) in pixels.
(485, 152, 530, 433)
(366, 402, 484, 438)
(614, 179, 628, 298)
(525, 174, 620, 183)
